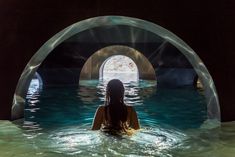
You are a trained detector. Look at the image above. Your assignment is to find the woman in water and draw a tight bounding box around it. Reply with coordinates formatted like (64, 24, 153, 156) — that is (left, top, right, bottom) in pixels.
(92, 79, 140, 135)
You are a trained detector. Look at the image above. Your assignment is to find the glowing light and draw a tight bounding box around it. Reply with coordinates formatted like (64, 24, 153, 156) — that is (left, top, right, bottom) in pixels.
(101, 55, 139, 83)
(27, 72, 43, 95)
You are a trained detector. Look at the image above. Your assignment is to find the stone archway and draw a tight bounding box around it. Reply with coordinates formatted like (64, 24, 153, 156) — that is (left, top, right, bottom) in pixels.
(79, 45, 156, 83)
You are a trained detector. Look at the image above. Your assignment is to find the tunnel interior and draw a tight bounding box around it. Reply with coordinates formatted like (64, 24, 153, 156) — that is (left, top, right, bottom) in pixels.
(12, 16, 220, 126)
(37, 25, 194, 87)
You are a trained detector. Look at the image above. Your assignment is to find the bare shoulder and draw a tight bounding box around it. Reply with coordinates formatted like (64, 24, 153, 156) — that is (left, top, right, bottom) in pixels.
(94, 105, 105, 117)
(97, 105, 105, 111)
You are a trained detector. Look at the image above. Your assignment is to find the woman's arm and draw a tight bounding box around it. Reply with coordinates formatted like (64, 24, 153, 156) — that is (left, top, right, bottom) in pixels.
(130, 107, 140, 130)
(91, 106, 104, 130)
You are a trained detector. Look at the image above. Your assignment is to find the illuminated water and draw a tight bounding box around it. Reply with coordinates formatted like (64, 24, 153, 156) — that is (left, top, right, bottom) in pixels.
(1, 80, 235, 157)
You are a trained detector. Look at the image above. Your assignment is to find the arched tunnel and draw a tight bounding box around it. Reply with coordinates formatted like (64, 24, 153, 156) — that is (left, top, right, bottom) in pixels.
(12, 16, 220, 123)
(1, 1, 235, 123)
(1, 2, 235, 157)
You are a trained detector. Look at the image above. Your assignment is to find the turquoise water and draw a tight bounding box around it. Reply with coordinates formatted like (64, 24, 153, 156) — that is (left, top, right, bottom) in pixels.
(1, 80, 235, 156)
(24, 80, 207, 130)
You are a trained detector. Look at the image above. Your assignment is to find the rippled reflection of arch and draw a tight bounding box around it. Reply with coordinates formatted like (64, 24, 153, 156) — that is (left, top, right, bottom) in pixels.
(12, 16, 220, 122)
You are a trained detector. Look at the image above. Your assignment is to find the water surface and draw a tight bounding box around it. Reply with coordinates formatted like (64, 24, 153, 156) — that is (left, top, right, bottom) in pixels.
(1, 80, 234, 156)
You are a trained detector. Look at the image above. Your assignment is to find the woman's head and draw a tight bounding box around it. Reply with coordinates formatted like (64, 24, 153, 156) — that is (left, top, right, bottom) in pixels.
(106, 79, 125, 104)
(105, 79, 127, 130)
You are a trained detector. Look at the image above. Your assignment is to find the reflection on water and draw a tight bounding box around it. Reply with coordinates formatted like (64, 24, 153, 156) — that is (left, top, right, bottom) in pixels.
(1, 120, 235, 157)
(1, 80, 234, 156)
(46, 124, 186, 156)
(80, 80, 156, 104)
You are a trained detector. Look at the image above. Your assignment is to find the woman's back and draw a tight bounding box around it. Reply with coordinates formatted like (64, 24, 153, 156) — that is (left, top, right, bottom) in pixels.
(92, 105, 140, 131)
(91, 79, 140, 134)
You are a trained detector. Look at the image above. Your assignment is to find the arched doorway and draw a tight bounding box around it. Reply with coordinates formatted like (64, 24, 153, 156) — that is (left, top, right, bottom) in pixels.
(100, 55, 138, 83)
(79, 45, 156, 83)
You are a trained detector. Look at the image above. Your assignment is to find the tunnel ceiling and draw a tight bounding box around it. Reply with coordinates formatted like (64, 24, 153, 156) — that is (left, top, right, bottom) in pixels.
(39, 25, 192, 69)
(65, 25, 163, 43)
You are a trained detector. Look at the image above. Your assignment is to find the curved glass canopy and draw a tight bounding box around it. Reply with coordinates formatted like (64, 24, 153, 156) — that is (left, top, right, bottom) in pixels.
(12, 16, 220, 123)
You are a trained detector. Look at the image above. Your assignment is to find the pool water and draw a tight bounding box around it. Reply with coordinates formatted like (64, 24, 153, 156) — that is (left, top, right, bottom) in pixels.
(1, 80, 235, 157)
(25, 80, 207, 129)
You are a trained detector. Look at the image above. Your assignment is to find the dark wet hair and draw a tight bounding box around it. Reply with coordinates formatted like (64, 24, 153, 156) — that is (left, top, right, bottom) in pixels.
(105, 79, 127, 130)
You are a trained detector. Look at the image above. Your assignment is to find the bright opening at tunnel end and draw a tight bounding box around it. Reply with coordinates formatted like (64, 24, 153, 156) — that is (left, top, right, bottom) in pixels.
(100, 55, 139, 83)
